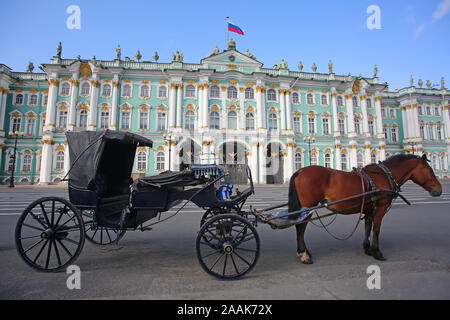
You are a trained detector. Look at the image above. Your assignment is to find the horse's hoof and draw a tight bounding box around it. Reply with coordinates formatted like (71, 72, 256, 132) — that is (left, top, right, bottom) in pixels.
(297, 252, 313, 264)
(363, 241, 371, 255)
(371, 249, 386, 261)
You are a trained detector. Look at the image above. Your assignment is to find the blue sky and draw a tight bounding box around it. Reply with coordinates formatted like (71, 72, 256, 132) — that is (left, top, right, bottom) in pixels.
(0, 0, 449, 90)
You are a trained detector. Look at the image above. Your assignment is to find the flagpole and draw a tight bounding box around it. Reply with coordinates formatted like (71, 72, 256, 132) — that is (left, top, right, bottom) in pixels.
(226, 16, 229, 42)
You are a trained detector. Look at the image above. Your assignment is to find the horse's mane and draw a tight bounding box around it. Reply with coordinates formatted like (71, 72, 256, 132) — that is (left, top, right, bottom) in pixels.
(382, 154, 421, 165)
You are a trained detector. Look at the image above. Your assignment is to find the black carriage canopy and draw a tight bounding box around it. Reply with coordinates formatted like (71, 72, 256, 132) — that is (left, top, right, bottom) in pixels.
(66, 130, 153, 197)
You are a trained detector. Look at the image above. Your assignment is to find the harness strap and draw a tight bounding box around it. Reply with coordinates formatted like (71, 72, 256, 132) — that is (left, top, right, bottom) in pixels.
(377, 162, 401, 195)
(353, 167, 377, 217)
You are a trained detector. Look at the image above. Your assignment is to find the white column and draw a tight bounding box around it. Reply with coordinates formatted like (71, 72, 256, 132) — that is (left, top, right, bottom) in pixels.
(285, 143, 295, 182)
(67, 77, 79, 131)
(349, 143, 357, 169)
(257, 142, 266, 184)
(331, 91, 339, 137)
(198, 85, 204, 129)
(345, 93, 356, 138)
(360, 93, 369, 136)
(170, 142, 177, 171)
(279, 90, 286, 131)
(239, 87, 245, 130)
(285, 90, 292, 131)
(168, 84, 176, 129)
(443, 105, 450, 142)
(256, 87, 262, 129)
(374, 95, 384, 139)
(45, 78, 59, 132)
(202, 84, 209, 130)
(176, 85, 182, 129)
(364, 143, 371, 165)
(335, 144, 342, 170)
(249, 143, 258, 183)
(64, 143, 70, 178)
(87, 77, 99, 131)
(0, 88, 6, 133)
(401, 106, 409, 140)
(378, 144, 386, 161)
(411, 104, 420, 139)
(39, 138, 53, 184)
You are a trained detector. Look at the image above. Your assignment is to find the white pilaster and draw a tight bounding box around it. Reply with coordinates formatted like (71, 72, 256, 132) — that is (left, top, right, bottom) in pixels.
(285, 90, 292, 131)
(279, 90, 286, 131)
(360, 93, 369, 136)
(346, 92, 356, 138)
(87, 77, 99, 131)
(176, 84, 182, 129)
(374, 95, 384, 139)
(285, 142, 295, 182)
(335, 143, 342, 170)
(168, 83, 176, 129)
(67, 77, 79, 131)
(39, 136, 53, 184)
(0, 88, 6, 133)
(45, 78, 59, 132)
(331, 90, 339, 137)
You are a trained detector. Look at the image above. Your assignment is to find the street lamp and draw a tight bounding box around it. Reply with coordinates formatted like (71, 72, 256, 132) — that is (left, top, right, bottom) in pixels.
(303, 135, 315, 165)
(163, 133, 175, 171)
(8, 131, 25, 188)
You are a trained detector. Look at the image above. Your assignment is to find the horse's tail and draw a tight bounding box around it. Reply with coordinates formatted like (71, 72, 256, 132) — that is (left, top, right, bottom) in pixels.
(288, 170, 302, 219)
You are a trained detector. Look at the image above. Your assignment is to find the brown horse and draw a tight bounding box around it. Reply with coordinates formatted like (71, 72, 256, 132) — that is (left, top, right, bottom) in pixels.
(288, 154, 442, 264)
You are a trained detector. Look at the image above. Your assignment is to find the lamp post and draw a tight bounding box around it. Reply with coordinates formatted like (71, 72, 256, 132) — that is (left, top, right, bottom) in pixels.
(163, 133, 174, 171)
(8, 131, 25, 188)
(303, 135, 315, 165)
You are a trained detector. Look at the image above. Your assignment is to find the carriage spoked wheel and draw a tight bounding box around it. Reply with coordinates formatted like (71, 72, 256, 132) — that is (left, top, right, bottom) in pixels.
(15, 197, 85, 272)
(81, 210, 126, 245)
(196, 214, 260, 280)
(200, 209, 249, 244)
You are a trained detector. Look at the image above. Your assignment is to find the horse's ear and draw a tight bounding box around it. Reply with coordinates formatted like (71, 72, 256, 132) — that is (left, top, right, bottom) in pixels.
(421, 154, 428, 162)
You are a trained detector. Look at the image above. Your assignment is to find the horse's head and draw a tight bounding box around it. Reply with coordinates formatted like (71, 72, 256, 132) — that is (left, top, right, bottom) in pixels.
(410, 154, 442, 197)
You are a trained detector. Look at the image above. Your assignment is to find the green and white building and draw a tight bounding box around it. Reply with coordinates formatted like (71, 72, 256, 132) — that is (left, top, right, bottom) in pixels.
(0, 39, 449, 184)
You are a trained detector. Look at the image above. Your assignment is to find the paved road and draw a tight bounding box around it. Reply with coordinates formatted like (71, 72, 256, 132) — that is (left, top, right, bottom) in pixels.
(0, 183, 449, 299)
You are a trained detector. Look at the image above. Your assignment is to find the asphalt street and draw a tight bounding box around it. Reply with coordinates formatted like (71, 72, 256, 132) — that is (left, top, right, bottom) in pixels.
(0, 183, 449, 300)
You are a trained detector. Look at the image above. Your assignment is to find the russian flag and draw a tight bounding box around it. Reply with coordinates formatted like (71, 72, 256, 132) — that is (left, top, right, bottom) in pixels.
(228, 22, 244, 35)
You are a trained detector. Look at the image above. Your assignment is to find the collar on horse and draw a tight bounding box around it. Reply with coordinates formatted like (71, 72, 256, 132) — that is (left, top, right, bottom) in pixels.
(377, 161, 401, 194)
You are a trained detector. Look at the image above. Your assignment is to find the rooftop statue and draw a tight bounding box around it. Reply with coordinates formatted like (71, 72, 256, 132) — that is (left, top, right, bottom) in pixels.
(410, 74, 414, 87)
(312, 63, 317, 72)
(172, 51, 183, 63)
(26, 62, 34, 73)
(135, 50, 142, 62)
(418, 79, 423, 88)
(206, 46, 220, 58)
(441, 77, 445, 89)
(426, 80, 431, 88)
(298, 61, 303, 71)
(153, 51, 159, 62)
(373, 64, 378, 77)
(56, 42, 62, 58)
(245, 49, 256, 60)
(277, 59, 288, 69)
(116, 45, 121, 60)
(328, 60, 333, 74)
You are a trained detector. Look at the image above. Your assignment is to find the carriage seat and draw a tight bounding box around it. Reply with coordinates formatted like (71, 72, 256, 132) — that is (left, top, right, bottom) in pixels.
(132, 170, 203, 191)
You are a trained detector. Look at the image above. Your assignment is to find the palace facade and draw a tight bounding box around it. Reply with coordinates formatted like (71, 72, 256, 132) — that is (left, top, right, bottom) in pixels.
(0, 39, 449, 184)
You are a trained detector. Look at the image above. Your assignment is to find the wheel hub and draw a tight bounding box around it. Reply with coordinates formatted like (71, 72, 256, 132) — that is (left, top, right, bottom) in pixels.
(41, 228, 54, 239)
(223, 242, 233, 255)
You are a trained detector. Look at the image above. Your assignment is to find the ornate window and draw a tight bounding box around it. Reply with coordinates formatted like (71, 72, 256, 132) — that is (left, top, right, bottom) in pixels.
(6, 152, 15, 172)
(139, 110, 148, 130)
(58, 109, 68, 129)
(427, 125, 434, 141)
(209, 85, 220, 98)
(245, 113, 255, 130)
(292, 92, 299, 104)
(140, 85, 149, 97)
(157, 111, 166, 131)
(227, 86, 237, 99)
(381, 108, 387, 119)
(185, 110, 195, 130)
(366, 98, 372, 108)
(352, 96, 359, 108)
(158, 86, 167, 98)
(122, 84, 132, 97)
(156, 152, 165, 171)
(324, 154, 331, 168)
(338, 118, 345, 135)
(295, 152, 302, 170)
(25, 116, 36, 136)
(391, 126, 398, 142)
(60, 82, 70, 96)
(10, 114, 22, 133)
(185, 85, 195, 98)
(418, 105, 423, 115)
(293, 116, 301, 133)
(268, 113, 278, 131)
(227, 111, 237, 130)
(371, 152, 377, 164)
(22, 154, 32, 172)
(436, 124, 442, 141)
(137, 151, 147, 172)
(341, 153, 348, 171)
(307, 93, 314, 105)
(389, 108, 396, 119)
(245, 87, 254, 100)
(209, 111, 220, 130)
(321, 95, 328, 105)
(120, 110, 131, 130)
(354, 118, 361, 135)
(29, 94, 38, 106)
(267, 89, 276, 101)
(322, 117, 329, 135)
(55, 151, 65, 171)
(368, 120, 375, 136)
(308, 116, 315, 134)
(426, 106, 431, 116)
(102, 84, 111, 96)
(100, 110, 109, 129)
(434, 106, 440, 117)
(420, 123, 425, 139)
(337, 96, 344, 107)
(79, 110, 88, 129)
(80, 82, 90, 96)
(357, 153, 364, 168)
(15, 94, 23, 105)
(310, 152, 318, 166)
(383, 126, 388, 140)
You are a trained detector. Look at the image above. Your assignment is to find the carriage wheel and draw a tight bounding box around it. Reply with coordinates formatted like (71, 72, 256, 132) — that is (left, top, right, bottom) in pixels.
(196, 214, 260, 280)
(15, 197, 85, 272)
(81, 210, 126, 245)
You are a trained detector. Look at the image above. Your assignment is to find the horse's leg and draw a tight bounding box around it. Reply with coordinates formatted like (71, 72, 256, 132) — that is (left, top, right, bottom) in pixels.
(369, 206, 388, 261)
(363, 213, 373, 255)
(295, 221, 312, 264)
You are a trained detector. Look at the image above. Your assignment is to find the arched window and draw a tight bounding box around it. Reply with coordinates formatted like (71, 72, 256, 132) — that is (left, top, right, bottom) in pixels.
(81, 82, 90, 95)
(268, 113, 278, 131)
(227, 86, 237, 99)
(22, 154, 32, 172)
(55, 151, 65, 171)
(310, 152, 318, 166)
(58, 109, 68, 129)
(338, 118, 345, 135)
(341, 153, 348, 171)
(158, 86, 167, 98)
(307, 93, 314, 105)
(25, 116, 36, 135)
(185, 85, 195, 98)
(156, 152, 165, 171)
(137, 151, 147, 171)
(157, 111, 166, 131)
(391, 126, 398, 142)
(324, 154, 331, 168)
(185, 110, 195, 130)
(337, 96, 344, 107)
(29, 94, 38, 106)
(120, 109, 130, 129)
(308, 116, 315, 134)
(354, 118, 361, 135)
(295, 152, 302, 170)
(245, 113, 255, 130)
(352, 96, 359, 108)
(61, 82, 70, 95)
(321, 95, 328, 105)
(15, 94, 23, 105)
(209, 85, 220, 98)
(79, 110, 88, 129)
(11, 116, 22, 133)
(228, 111, 237, 130)
(322, 117, 329, 135)
(209, 111, 220, 130)
(293, 116, 301, 133)
(292, 92, 299, 104)
(357, 153, 364, 168)
(368, 120, 375, 136)
(122, 84, 131, 97)
(267, 89, 276, 101)
(426, 106, 431, 116)
(366, 98, 372, 108)
(140, 85, 149, 97)
(139, 110, 148, 130)
(245, 87, 254, 100)
(102, 84, 111, 96)
(432, 155, 439, 170)
(100, 110, 109, 129)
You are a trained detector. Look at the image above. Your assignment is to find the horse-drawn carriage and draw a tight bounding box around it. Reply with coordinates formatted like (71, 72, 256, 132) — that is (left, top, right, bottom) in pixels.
(15, 130, 442, 279)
